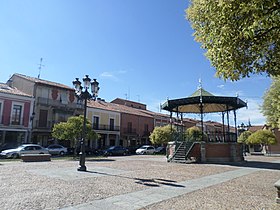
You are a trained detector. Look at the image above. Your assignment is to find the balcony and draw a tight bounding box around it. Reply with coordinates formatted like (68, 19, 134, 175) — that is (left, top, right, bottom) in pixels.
(37, 97, 83, 109)
(33, 120, 52, 130)
(123, 128, 137, 135)
(93, 124, 120, 131)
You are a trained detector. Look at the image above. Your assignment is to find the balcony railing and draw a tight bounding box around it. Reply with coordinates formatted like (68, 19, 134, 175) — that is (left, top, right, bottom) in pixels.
(123, 128, 137, 134)
(33, 120, 52, 129)
(206, 131, 237, 142)
(93, 124, 120, 131)
(37, 97, 83, 109)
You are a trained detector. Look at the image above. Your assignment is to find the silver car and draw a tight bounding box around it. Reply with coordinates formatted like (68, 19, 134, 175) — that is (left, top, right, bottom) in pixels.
(136, 145, 155, 155)
(0, 144, 49, 158)
(47, 144, 68, 156)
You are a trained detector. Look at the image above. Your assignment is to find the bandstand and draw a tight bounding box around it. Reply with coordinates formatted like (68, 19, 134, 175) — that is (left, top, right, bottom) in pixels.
(161, 86, 247, 163)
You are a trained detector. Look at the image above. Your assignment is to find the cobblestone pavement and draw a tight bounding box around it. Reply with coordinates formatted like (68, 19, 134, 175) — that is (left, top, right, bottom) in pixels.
(0, 155, 279, 210)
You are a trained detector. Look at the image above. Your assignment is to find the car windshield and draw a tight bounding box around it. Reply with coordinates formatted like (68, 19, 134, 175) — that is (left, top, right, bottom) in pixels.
(17, 145, 25, 149)
(108, 146, 116, 150)
(139, 146, 148, 149)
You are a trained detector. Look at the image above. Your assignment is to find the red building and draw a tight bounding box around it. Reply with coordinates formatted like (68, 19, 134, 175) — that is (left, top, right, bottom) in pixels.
(111, 98, 154, 147)
(0, 83, 34, 150)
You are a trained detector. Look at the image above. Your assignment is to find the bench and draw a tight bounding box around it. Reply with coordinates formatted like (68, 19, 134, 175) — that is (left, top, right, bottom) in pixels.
(275, 179, 280, 204)
(21, 154, 51, 162)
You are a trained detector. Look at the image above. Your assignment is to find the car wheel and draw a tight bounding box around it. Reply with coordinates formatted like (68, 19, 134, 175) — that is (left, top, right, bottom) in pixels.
(123, 152, 127, 156)
(11, 153, 19, 159)
(59, 151, 65, 156)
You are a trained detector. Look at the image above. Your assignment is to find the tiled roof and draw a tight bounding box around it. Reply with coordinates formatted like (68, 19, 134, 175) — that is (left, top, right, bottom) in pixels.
(183, 118, 200, 123)
(0, 83, 33, 97)
(248, 125, 264, 132)
(204, 120, 224, 127)
(13, 73, 73, 90)
(111, 98, 146, 107)
(87, 100, 154, 118)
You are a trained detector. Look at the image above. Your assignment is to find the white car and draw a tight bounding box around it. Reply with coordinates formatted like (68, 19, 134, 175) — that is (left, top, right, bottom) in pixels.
(47, 144, 68, 156)
(0, 144, 49, 158)
(136, 145, 155, 155)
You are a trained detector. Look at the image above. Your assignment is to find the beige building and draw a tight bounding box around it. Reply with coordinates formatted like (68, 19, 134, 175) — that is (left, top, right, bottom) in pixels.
(87, 100, 120, 149)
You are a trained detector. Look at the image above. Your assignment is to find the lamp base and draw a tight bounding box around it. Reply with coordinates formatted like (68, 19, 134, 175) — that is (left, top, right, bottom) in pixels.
(77, 165, 87, 172)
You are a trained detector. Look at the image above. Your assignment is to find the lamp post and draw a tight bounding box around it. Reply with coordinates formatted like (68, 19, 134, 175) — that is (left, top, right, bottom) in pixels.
(73, 75, 99, 172)
(29, 112, 35, 143)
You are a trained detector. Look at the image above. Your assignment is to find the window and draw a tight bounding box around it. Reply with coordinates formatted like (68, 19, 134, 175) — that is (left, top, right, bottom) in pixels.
(39, 110, 48, 127)
(0, 101, 3, 124)
(127, 122, 132, 133)
(144, 124, 149, 133)
(109, 118, 114, 131)
(93, 116, 99, 129)
(11, 104, 23, 125)
(60, 92, 68, 104)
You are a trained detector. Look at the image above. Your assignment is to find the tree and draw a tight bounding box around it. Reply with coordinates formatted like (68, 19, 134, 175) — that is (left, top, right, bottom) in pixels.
(149, 125, 175, 145)
(261, 76, 280, 128)
(247, 129, 276, 153)
(186, 0, 280, 81)
(237, 130, 252, 144)
(185, 126, 205, 141)
(52, 115, 98, 148)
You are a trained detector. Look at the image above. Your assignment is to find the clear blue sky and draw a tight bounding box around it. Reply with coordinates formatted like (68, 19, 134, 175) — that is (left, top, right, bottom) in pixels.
(0, 0, 272, 125)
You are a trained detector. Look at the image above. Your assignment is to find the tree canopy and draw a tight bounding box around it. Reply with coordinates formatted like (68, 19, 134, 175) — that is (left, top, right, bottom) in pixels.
(247, 129, 276, 145)
(149, 125, 175, 145)
(237, 130, 252, 144)
(185, 126, 205, 141)
(186, 0, 280, 81)
(52, 115, 98, 147)
(261, 76, 280, 128)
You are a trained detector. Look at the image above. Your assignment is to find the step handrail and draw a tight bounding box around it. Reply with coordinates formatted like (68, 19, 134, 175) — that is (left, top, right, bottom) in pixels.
(185, 142, 195, 158)
(168, 141, 185, 162)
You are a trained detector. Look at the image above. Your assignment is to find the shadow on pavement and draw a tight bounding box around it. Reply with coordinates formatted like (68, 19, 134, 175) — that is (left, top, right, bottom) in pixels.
(85, 170, 185, 188)
(86, 158, 115, 162)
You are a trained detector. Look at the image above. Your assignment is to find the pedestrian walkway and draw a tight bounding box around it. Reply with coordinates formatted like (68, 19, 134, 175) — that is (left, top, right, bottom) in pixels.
(61, 167, 259, 210)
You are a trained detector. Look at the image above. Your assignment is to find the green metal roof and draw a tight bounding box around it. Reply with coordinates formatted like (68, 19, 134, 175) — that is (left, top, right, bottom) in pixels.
(161, 88, 247, 113)
(190, 88, 214, 97)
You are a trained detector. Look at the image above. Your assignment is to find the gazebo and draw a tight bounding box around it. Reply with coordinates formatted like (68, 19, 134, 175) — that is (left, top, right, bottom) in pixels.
(161, 86, 247, 163)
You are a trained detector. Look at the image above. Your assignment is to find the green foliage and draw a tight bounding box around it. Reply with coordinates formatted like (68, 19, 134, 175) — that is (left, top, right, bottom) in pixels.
(247, 129, 276, 145)
(261, 76, 280, 128)
(186, 0, 280, 81)
(149, 125, 175, 145)
(185, 126, 205, 141)
(52, 115, 98, 147)
(237, 130, 252, 144)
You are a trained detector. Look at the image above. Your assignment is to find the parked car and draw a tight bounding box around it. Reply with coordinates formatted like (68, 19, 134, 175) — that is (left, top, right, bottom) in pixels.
(0, 144, 49, 159)
(68, 146, 101, 156)
(155, 146, 166, 154)
(0, 143, 17, 152)
(47, 144, 68, 156)
(136, 145, 155, 155)
(127, 146, 141, 155)
(103, 146, 129, 156)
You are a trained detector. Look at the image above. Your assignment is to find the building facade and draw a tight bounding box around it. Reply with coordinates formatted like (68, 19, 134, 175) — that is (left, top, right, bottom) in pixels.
(87, 100, 121, 149)
(111, 98, 154, 147)
(0, 83, 34, 150)
(7, 73, 83, 146)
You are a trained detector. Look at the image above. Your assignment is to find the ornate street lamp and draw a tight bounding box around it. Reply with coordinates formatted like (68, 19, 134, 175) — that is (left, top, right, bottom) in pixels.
(73, 75, 99, 171)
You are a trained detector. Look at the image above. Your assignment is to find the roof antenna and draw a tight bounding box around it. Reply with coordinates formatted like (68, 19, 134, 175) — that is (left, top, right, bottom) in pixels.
(38, 58, 44, 79)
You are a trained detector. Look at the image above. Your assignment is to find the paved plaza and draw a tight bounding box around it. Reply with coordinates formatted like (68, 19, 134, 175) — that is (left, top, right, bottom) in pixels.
(0, 155, 279, 209)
